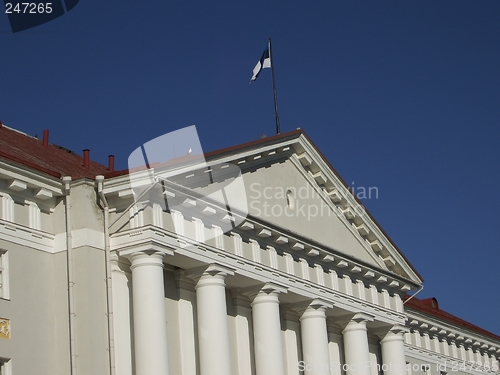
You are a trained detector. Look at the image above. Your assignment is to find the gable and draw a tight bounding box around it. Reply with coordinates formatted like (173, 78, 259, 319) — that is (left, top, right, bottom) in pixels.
(202, 131, 422, 284)
(243, 158, 381, 267)
(107, 129, 421, 284)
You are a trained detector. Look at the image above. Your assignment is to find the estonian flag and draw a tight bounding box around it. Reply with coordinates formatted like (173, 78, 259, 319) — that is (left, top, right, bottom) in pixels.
(250, 48, 271, 82)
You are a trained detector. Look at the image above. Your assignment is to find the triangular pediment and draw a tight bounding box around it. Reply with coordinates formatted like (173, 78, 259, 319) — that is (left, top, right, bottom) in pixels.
(203, 131, 422, 285)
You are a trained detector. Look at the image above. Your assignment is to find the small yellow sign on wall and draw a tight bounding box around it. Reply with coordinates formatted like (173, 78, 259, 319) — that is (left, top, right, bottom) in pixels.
(0, 318, 10, 339)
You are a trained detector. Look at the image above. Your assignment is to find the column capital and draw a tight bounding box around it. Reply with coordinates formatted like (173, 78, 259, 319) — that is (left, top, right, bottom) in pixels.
(338, 312, 374, 331)
(126, 250, 169, 270)
(117, 240, 175, 259)
(185, 263, 235, 283)
(373, 324, 409, 340)
(290, 298, 333, 319)
(241, 281, 288, 301)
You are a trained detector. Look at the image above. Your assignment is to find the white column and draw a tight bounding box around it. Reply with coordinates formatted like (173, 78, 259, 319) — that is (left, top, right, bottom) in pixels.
(195, 264, 234, 375)
(129, 251, 170, 375)
(300, 299, 332, 375)
(378, 325, 407, 375)
(250, 283, 287, 375)
(341, 313, 373, 375)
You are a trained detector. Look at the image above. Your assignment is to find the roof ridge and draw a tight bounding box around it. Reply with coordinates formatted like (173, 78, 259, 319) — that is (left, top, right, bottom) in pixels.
(1, 123, 37, 139)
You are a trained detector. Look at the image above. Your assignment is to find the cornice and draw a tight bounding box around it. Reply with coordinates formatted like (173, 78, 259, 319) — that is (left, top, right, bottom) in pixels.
(292, 135, 422, 283)
(406, 309, 500, 355)
(287, 154, 388, 270)
(404, 344, 497, 375)
(106, 168, 419, 294)
(0, 159, 64, 200)
(233, 212, 418, 293)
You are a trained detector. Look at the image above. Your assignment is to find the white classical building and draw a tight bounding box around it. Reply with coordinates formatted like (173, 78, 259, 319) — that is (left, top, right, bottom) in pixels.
(0, 123, 498, 375)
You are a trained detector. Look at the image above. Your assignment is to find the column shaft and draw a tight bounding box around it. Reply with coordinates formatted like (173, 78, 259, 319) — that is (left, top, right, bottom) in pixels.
(379, 328, 407, 375)
(196, 267, 232, 375)
(130, 252, 169, 375)
(252, 287, 286, 375)
(300, 303, 331, 375)
(342, 318, 371, 375)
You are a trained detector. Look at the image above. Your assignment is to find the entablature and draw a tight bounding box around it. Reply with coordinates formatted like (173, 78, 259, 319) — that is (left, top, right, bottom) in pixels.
(103, 178, 419, 298)
(110, 224, 408, 326)
(405, 308, 500, 364)
(0, 160, 63, 200)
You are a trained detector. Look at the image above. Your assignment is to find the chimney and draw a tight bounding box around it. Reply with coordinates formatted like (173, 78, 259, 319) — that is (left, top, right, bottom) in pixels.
(108, 155, 115, 172)
(42, 129, 49, 147)
(83, 149, 90, 169)
(0, 120, 2, 128)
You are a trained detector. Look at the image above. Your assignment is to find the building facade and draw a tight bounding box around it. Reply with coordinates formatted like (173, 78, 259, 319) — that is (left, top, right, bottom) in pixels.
(0, 123, 498, 375)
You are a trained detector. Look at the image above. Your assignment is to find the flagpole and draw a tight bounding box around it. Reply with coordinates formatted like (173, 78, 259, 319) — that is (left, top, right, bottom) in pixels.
(268, 37, 281, 134)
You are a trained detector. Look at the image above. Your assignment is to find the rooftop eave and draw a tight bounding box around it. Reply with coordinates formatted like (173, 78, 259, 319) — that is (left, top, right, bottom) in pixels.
(0, 159, 64, 197)
(406, 307, 500, 347)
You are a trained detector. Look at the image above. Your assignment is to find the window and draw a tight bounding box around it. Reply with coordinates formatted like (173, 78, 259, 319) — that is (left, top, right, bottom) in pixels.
(286, 189, 295, 210)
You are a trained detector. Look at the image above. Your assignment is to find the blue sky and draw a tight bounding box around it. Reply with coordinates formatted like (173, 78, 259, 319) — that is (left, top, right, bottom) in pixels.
(1, 1, 499, 334)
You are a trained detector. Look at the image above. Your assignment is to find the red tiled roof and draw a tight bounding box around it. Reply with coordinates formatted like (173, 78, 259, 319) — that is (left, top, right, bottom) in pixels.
(405, 297, 500, 340)
(0, 125, 110, 179)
